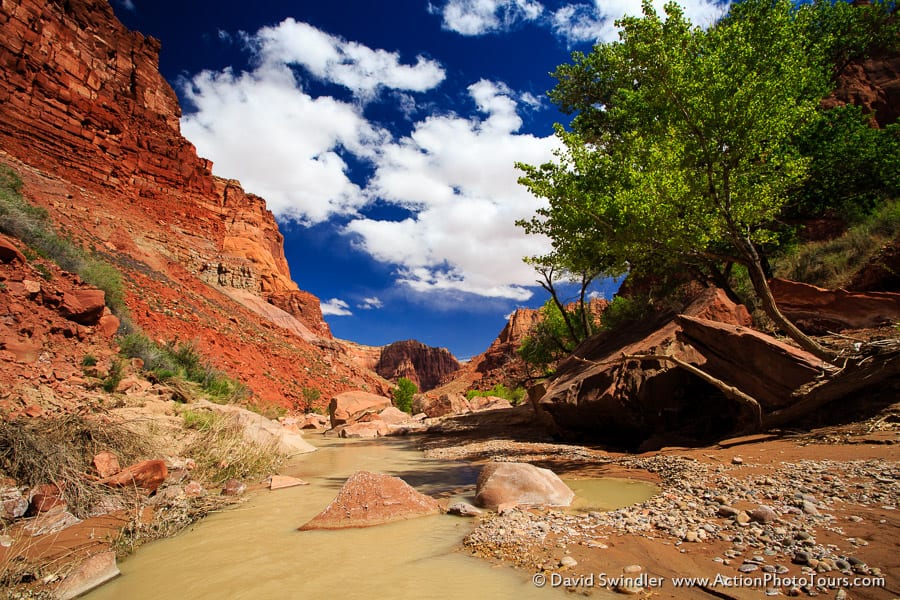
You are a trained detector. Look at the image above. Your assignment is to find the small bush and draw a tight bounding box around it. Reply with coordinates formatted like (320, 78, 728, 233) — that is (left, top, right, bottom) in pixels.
(81, 354, 97, 367)
(182, 409, 219, 431)
(466, 384, 527, 405)
(182, 413, 283, 484)
(301, 387, 321, 412)
(393, 377, 417, 413)
(102, 359, 124, 393)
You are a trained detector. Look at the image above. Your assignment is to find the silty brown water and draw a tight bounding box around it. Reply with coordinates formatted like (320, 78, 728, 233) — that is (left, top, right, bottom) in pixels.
(85, 436, 656, 600)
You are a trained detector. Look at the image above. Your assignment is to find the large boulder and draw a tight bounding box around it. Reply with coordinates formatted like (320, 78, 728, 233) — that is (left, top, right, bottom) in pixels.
(99, 459, 168, 493)
(328, 391, 392, 428)
(195, 401, 316, 455)
(339, 421, 390, 438)
(54, 552, 120, 600)
(474, 462, 574, 509)
(468, 395, 513, 412)
(677, 315, 829, 410)
(411, 392, 471, 418)
(55, 289, 107, 325)
(0, 235, 25, 264)
(534, 287, 822, 448)
(378, 406, 413, 424)
(298, 471, 441, 530)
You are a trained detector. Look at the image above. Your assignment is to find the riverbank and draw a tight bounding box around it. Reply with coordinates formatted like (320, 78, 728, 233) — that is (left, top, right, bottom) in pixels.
(428, 406, 900, 599)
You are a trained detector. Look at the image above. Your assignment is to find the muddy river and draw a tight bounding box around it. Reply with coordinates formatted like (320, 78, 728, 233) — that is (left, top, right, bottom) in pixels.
(85, 436, 656, 600)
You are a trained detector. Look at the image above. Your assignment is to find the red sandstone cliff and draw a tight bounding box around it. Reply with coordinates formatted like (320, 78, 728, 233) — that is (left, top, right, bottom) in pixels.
(0, 0, 384, 407)
(824, 52, 900, 127)
(374, 340, 461, 392)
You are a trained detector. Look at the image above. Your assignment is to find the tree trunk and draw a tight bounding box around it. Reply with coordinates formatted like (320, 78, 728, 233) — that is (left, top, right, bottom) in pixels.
(738, 237, 836, 363)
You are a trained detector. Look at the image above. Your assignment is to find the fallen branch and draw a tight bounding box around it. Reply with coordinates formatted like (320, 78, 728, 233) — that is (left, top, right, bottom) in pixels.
(764, 345, 900, 429)
(622, 353, 763, 432)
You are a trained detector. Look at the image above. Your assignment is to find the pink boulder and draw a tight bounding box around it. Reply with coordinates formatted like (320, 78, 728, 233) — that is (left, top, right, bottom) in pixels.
(474, 462, 574, 509)
(299, 471, 441, 530)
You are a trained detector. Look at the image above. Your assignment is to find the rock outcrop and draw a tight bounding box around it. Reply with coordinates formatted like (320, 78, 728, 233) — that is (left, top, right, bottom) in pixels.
(824, 51, 900, 127)
(770, 278, 900, 333)
(437, 298, 608, 394)
(533, 287, 833, 448)
(328, 390, 392, 428)
(298, 471, 441, 530)
(374, 340, 460, 391)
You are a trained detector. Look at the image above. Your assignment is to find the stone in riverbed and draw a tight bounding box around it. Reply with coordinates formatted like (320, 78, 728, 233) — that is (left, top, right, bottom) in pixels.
(270, 475, 309, 490)
(447, 502, 482, 517)
(299, 471, 440, 530)
(474, 462, 574, 509)
(222, 479, 246, 496)
(749, 505, 778, 524)
(54, 551, 120, 600)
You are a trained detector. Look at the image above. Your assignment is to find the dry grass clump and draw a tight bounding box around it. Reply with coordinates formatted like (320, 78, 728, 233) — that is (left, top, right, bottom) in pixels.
(181, 411, 283, 485)
(0, 414, 153, 519)
(110, 494, 242, 559)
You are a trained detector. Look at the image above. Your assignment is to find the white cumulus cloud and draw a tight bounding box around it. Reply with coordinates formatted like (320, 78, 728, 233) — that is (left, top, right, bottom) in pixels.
(250, 19, 446, 100)
(180, 20, 444, 225)
(321, 298, 353, 316)
(433, 0, 544, 35)
(179, 21, 559, 302)
(358, 297, 384, 310)
(551, 0, 728, 44)
(344, 80, 559, 301)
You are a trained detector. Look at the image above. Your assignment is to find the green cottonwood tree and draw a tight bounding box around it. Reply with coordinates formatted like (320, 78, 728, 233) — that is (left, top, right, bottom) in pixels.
(518, 0, 837, 360)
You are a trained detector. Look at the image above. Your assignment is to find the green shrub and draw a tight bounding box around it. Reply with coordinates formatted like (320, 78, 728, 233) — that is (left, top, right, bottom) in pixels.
(182, 409, 219, 431)
(102, 359, 123, 393)
(118, 334, 247, 403)
(466, 384, 527, 405)
(301, 387, 321, 412)
(393, 377, 417, 413)
(81, 354, 97, 368)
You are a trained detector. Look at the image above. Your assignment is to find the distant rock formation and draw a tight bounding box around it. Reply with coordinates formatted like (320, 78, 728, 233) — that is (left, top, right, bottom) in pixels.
(437, 298, 609, 395)
(374, 340, 460, 392)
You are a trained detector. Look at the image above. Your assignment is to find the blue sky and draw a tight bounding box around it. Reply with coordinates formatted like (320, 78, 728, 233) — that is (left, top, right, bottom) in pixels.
(111, 0, 726, 359)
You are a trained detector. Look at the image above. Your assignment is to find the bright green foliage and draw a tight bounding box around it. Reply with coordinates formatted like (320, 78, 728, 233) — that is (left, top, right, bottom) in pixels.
(599, 295, 652, 332)
(516, 0, 873, 360)
(466, 384, 527, 405)
(792, 107, 900, 221)
(518, 298, 599, 373)
(393, 377, 417, 413)
(520, 0, 830, 281)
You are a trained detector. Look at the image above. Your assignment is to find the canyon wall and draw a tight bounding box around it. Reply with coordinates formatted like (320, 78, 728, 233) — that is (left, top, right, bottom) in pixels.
(0, 0, 384, 406)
